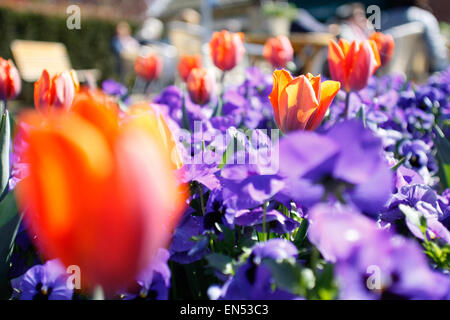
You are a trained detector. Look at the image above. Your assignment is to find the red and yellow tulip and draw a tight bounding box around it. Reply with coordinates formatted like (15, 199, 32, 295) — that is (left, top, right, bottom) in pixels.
(263, 35, 294, 69)
(178, 54, 203, 82)
(15, 90, 187, 292)
(369, 32, 395, 66)
(0, 57, 21, 101)
(328, 39, 381, 92)
(187, 68, 215, 106)
(209, 30, 245, 72)
(134, 53, 162, 82)
(34, 69, 80, 114)
(269, 70, 340, 132)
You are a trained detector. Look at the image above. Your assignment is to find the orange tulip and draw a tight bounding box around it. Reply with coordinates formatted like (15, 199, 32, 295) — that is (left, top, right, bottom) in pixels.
(34, 69, 80, 114)
(263, 35, 294, 68)
(269, 70, 340, 133)
(369, 32, 395, 66)
(0, 57, 21, 101)
(187, 68, 215, 106)
(15, 91, 187, 292)
(209, 30, 245, 71)
(328, 39, 381, 92)
(178, 54, 202, 82)
(134, 53, 162, 82)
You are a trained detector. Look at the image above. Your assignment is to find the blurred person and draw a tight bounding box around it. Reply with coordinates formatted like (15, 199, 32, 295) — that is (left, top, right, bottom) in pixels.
(112, 22, 140, 80)
(291, 8, 338, 34)
(176, 8, 202, 25)
(381, 0, 448, 72)
(336, 3, 372, 42)
(136, 17, 164, 45)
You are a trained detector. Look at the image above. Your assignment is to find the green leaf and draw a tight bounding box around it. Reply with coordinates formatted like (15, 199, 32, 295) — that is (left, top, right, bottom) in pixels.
(181, 94, 191, 131)
(0, 105, 10, 196)
(0, 191, 17, 230)
(262, 259, 303, 296)
(399, 204, 427, 235)
(0, 191, 21, 299)
(433, 125, 450, 189)
(356, 105, 367, 128)
(315, 264, 337, 300)
(219, 128, 247, 169)
(293, 218, 308, 249)
(206, 253, 234, 275)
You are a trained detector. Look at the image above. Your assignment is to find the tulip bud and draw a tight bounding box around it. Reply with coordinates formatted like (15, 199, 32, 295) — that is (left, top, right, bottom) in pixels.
(134, 54, 162, 82)
(269, 69, 340, 133)
(209, 30, 245, 72)
(187, 68, 215, 106)
(369, 32, 395, 66)
(263, 36, 294, 69)
(34, 69, 80, 114)
(328, 39, 381, 92)
(178, 54, 202, 82)
(0, 57, 21, 101)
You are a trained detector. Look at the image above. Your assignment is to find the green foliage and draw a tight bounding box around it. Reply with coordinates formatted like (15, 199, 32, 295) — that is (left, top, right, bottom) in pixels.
(0, 103, 10, 196)
(433, 125, 450, 190)
(262, 2, 298, 20)
(0, 191, 21, 299)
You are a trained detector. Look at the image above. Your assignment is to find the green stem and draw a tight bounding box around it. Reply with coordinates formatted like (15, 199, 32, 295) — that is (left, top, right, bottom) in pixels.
(343, 91, 351, 120)
(221, 71, 226, 93)
(262, 201, 268, 241)
(197, 184, 205, 216)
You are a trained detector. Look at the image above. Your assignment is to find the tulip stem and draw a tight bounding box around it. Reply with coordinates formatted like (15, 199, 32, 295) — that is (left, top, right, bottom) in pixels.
(0, 100, 6, 117)
(262, 201, 269, 241)
(343, 91, 351, 119)
(221, 71, 226, 91)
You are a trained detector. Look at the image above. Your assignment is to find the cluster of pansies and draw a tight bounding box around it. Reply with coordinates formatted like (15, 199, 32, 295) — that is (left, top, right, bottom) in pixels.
(0, 30, 448, 300)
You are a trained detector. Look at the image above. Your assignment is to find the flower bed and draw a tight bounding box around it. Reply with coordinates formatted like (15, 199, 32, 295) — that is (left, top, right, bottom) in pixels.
(0, 30, 449, 300)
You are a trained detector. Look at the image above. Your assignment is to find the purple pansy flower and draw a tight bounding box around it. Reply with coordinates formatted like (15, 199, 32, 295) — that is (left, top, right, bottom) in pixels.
(11, 259, 73, 300)
(308, 204, 450, 300)
(121, 249, 171, 300)
(277, 120, 392, 216)
(234, 208, 299, 235)
(209, 239, 301, 300)
(169, 209, 206, 264)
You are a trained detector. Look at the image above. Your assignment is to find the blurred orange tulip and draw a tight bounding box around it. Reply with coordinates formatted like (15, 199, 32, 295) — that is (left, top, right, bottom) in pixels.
(209, 30, 245, 72)
(178, 54, 203, 82)
(187, 68, 215, 106)
(269, 70, 340, 133)
(34, 69, 80, 114)
(263, 36, 294, 69)
(0, 57, 21, 101)
(369, 32, 395, 66)
(15, 91, 187, 292)
(328, 39, 380, 92)
(134, 53, 162, 82)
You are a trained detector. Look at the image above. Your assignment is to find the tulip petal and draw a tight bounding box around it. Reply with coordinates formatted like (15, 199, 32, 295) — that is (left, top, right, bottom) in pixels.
(328, 40, 347, 90)
(280, 75, 319, 131)
(306, 73, 321, 102)
(347, 41, 380, 92)
(308, 80, 341, 131)
(34, 70, 50, 113)
(269, 69, 292, 130)
(368, 40, 381, 69)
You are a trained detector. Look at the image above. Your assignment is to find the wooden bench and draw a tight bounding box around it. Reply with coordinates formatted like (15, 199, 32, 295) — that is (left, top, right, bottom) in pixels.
(11, 40, 101, 84)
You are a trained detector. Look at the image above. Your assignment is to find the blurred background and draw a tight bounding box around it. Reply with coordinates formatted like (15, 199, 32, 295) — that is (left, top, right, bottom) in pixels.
(0, 0, 449, 108)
